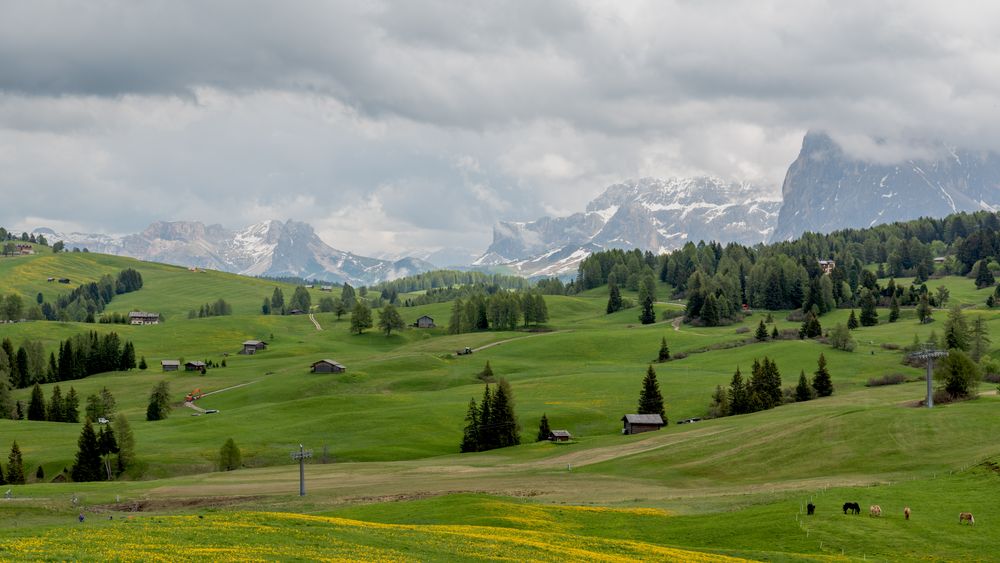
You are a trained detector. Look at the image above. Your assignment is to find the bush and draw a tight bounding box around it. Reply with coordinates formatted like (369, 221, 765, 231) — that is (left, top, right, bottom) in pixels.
(866, 373, 909, 387)
(786, 309, 807, 322)
(880, 343, 901, 351)
(982, 372, 1000, 384)
(735, 326, 750, 334)
(671, 352, 688, 361)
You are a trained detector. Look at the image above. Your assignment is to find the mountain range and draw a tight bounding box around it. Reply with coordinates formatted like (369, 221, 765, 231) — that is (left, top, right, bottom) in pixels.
(34, 220, 435, 286)
(34, 132, 1000, 282)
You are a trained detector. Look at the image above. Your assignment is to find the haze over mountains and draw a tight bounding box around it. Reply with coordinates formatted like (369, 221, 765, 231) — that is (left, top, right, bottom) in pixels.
(35, 133, 1000, 282)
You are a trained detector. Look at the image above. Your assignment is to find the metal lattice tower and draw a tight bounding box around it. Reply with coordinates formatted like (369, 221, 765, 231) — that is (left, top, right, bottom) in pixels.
(910, 348, 948, 408)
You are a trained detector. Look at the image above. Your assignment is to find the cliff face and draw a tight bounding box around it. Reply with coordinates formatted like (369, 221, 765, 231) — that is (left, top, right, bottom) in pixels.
(773, 132, 1000, 241)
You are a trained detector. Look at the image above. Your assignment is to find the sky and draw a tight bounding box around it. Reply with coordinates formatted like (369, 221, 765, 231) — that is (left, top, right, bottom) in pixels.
(3, 1, 1000, 258)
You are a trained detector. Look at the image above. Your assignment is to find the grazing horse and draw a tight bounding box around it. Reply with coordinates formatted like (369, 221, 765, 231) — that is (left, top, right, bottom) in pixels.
(843, 502, 860, 515)
(807, 502, 815, 516)
(904, 506, 911, 520)
(959, 512, 975, 525)
(870, 505, 882, 517)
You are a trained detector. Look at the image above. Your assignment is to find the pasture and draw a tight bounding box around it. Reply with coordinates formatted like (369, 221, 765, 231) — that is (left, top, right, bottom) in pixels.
(1, 250, 999, 560)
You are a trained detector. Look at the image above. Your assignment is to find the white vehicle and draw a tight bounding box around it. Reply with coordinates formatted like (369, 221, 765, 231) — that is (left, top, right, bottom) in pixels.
(97, 417, 110, 424)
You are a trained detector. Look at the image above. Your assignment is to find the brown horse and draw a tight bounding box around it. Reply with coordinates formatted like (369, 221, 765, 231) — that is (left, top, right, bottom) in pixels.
(870, 505, 882, 517)
(904, 506, 911, 520)
(959, 512, 975, 525)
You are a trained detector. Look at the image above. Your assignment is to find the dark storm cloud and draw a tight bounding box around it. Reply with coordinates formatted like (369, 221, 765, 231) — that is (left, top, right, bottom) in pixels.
(3, 1, 1000, 255)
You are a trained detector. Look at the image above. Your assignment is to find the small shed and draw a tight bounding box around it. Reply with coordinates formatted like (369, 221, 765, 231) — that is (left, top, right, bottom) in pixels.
(128, 311, 160, 325)
(817, 260, 836, 275)
(621, 414, 665, 435)
(311, 359, 347, 373)
(415, 315, 435, 328)
(241, 340, 267, 355)
(549, 430, 572, 442)
(185, 361, 207, 372)
(161, 360, 180, 372)
(320, 286, 333, 292)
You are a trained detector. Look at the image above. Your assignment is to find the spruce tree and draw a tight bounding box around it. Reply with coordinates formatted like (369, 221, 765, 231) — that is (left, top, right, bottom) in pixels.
(771, 325, 780, 340)
(847, 309, 859, 330)
(606, 282, 623, 314)
(536, 413, 551, 442)
(859, 289, 878, 326)
(219, 438, 242, 471)
(799, 312, 822, 339)
(35, 465, 43, 481)
(638, 277, 656, 325)
(270, 287, 285, 313)
(701, 293, 720, 326)
(113, 413, 135, 474)
(889, 296, 900, 322)
(261, 297, 271, 315)
(478, 385, 494, 450)
(492, 379, 520, 447)
(6, 441, 25, 484)
(936, 349, 980, 399)
(795, 370, 813, 402)
(728, 367, 747, 415)
(449, 298, 465, 334)
(944, 304, 969, 351)
(479, 361, 494, 381)
(47, 385, 64, 422)
(119, 341, 136, 370)
(0, 457, 5, 486)
(637, 365, 666, 421)
(460, 398, 481, 452)
(917, 293, 933, 324)
(812, 353, 833, 397)
(970, 315, 991, 363)
(27, 383, 45, 421)
(657, 337, 670, 362)
(975, 259, 996, 289)
(145, 381, 171, 421)
(755, 319, 769, 341)
(71, 420, 104, 482)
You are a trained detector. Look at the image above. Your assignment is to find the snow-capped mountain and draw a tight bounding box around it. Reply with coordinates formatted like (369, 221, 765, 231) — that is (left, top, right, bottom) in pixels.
(475, 177, 781, 277)
(772, 131, 1000, 241)
(34, 220, 436, 285)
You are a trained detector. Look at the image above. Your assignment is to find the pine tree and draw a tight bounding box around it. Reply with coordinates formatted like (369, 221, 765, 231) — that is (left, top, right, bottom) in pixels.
(47, 385, 64, 422)
(27, 383, 45, 421)
(847, 309, 859, 330)
(479, 361, 494, 381)
(0, 457, 5, 486)
(755, 319, 769, 341)
(261, 297, 271, 315)
(771, 325, 780, 340)
(475, 385, 493, 451)
(701, 293, 721, 326)
(289, 286, 312, 313)
(637, 365, 666, 421)
(606, 282, 623, 314)
(113, 413, 135, 474)
(889, 296, 900, 322)
(728, 367, 747, 415)
(638, 277, 656, 325)
(71, 420, 104, 482)
(492, 379, 520, 447)
(795, 370, 813, 402)
(944, 304, 969, 351)
(145, 381, 171, 421)
(975, 259, 996, 289)
(460, 398, 481, 453)
(138, 356, 147, 370)
(970, 315, 991, 363)
(859, 289, 878, 326)
(448, 298, 465, 335)
(657, 337, 670, 362)
(812, 353, 833, 397)
(119, 341, 136, 370)
(270, 287, 285, 313)
(536, 413, 551, 442)
(35, 465, 43, 482)
(6, 441, 25, 484)
(917, 293, 933, 324)
(800, 312, 822, 339)
(219, 438, 242, 471)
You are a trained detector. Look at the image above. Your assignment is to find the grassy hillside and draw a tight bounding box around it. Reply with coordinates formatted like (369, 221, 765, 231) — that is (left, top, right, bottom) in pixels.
(2, 250, 1000, 560)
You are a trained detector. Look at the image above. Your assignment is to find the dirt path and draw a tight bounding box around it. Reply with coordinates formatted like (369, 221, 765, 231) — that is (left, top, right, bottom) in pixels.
(471, 330, 570, 353)
(183, 401, 206, 413)
(308, 313, 323, 331)
(183, 380, 262, 413)
(672, 317, 682, 331)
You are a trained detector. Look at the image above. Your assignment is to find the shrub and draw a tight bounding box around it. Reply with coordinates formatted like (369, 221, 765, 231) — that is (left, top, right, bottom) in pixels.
(866, 373, 908, 387)
(671, 352, 688, 361)
(880, 343, 901, 351)
(735, 326, 750, 334)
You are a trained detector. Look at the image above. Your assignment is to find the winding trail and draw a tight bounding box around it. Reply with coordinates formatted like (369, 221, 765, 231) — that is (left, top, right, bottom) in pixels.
(672, 317, 682, 331)
(471, 330, 570, 353)
(308, 313, 323, 331)
(182, 380, 262, 413)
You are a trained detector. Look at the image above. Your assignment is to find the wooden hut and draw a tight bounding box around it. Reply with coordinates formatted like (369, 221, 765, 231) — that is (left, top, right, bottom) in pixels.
(185, 361, 207, 372)
(621, 414, 665, 435)
(241, 340, 267, 355)
(548, 430, 572, 442)
(311, 359, 347, 373)
(415, 315, 435, 328)
(161, 360, 180, 372)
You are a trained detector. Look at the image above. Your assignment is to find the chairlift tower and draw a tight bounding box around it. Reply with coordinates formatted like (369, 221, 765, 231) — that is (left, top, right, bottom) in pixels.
(290, 444, 313, 496)
(910, 348, 948, 408)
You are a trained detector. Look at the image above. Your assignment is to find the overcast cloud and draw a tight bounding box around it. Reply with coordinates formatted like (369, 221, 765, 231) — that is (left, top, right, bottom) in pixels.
(3, 1, 1000, 257)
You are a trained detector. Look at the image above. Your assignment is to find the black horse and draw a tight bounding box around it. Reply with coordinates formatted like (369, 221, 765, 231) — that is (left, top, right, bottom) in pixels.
(842, 502, 861, 515)
(807, 502, 815, 515)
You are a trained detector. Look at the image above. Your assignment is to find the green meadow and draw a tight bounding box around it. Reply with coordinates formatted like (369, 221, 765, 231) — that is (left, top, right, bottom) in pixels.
(1, 249, 999, 561)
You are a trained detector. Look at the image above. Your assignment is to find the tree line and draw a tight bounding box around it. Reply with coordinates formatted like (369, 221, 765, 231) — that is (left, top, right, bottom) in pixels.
(460, 378, 520, 452)
(0, 332, 137, 390)
(447, 291, 548, 334)
(373, 270, 531, 294)
(708, 355, 833, 418)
